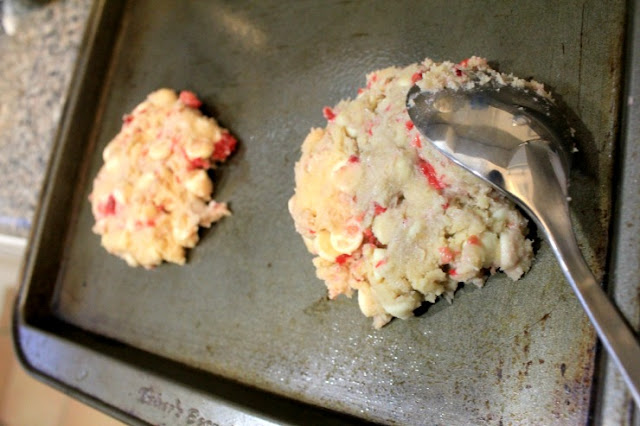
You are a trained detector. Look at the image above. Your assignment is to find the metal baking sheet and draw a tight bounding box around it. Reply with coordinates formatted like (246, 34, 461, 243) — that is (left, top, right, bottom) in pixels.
(14, 0, 629, 424)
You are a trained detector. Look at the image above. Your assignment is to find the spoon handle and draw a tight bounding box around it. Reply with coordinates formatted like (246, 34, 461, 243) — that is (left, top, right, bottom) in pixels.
(538, 201, 640, 406)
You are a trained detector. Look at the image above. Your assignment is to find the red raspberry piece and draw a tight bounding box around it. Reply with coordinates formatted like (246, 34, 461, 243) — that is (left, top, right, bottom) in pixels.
(98, 195, 117, 216)
(188, 157, 210, 169)
(439, 247, 455, 264)
(411, 134, 422, 148)
(179, 90, 202, 109)
(375, 259, 387, 268)
(365, 121, 373, 136)
(211, 132, 237, 161)
(323, 106, 336, 121)
(467, 235, 481, 245)
(335, 254, 351, 265)
(417, 158, 444, 191)
(366, 73, 378, 89)
(373, 202, 387, 216)
(363, 228, 382, 247)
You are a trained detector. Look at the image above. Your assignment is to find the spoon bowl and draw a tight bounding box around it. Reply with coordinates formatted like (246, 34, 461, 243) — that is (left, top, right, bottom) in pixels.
(407, 83, 640, 406)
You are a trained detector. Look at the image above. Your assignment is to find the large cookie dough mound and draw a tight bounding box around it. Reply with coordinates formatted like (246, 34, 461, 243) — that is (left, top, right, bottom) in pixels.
(89, 89, 237, 268)
(289, 57, 541, 328)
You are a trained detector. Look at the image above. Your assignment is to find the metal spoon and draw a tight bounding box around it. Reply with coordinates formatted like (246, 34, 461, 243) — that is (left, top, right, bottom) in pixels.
(407, 83, 640, 405)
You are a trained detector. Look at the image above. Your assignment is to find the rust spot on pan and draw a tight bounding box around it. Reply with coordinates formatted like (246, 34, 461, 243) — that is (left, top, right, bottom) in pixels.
(553, 321, 597, 417)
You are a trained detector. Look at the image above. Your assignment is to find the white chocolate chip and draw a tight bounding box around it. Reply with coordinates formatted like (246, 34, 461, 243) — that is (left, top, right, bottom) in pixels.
(147, 88, 178, 106)
(370, 282, 420, 319)
(136, 172, 156, 190)
(394, 156, 412, 181)
(330, 228, 363, 255)
(408, 220, 422, 238)
(148, 140, 172, 160)
(480, 233, 498, 267)
(112, 188, 126, 205)
(104, 157, 120, 172)
(330, 159, 362, 192)
(499, 230, 517, 269)
(185, 170, 213, 199)
(371, 212, 393, 245)
(358, 285, 383, 317)
(185, 138, 214, 160)
(314, 230, 341, 261)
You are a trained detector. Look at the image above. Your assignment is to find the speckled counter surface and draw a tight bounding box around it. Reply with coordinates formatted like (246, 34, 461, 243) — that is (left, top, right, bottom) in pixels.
(0, 0, 92, 237)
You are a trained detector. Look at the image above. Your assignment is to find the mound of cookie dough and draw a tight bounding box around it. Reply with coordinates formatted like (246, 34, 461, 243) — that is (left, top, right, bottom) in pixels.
(89, 89, 237, 268)
(289, 57, 541, 328)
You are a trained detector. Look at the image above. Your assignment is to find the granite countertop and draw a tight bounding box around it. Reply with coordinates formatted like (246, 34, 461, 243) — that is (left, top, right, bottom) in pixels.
(0, 0, 92, 238)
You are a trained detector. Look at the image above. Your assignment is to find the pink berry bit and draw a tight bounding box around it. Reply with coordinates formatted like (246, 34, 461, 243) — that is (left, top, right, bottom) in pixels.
(99, 194, 117, 216)
(188, 157, 210, 169)
(411, 134, 422, 148)
(365, 121, 373, 136)
(438, 247, 455, 264)
(211, 132, 237, 161)
(373, 202, 387, 216)
(467, 235, 481, 245)
(363, 228, 382, 247)
(418, 158, 444, 191)
(179, 90, 202, 109)
(366, 73, 378, 89)
(323, 106, 336, 121)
